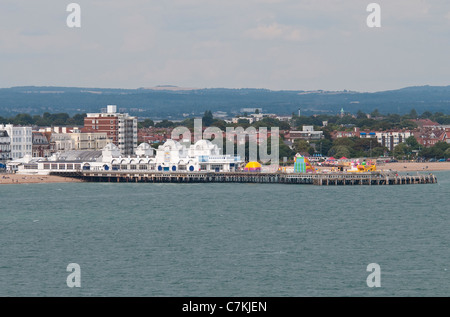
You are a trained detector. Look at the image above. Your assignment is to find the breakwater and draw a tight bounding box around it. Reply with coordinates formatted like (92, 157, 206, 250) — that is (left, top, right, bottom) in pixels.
(50, 171, 438, 186)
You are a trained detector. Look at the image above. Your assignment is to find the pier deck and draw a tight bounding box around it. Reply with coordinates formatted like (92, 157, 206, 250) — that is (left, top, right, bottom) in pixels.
(50, 171, 438, 185)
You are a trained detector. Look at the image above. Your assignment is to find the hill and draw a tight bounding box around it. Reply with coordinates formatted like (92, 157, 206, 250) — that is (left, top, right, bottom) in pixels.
(0, 85, 449, 119)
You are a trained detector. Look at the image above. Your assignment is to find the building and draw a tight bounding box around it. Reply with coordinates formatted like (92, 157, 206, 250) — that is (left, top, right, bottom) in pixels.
(0, 129, 11, 162)
(374, 131, 412, 152)
(0, 124, 32, 159)
(285, 126, 324, 142)
(138, 127, 173, 144)
(13, 139, 242, 175)
(32, 131, 51, 158)
(232, 116, 255, 124)
(83, 105, 138, 155)
(414, 129, 446, 147)
(331, 127, 413, 151)
(70, 131, 110, 150)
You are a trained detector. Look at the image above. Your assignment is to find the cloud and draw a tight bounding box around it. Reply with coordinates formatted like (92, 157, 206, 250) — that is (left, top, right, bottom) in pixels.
(1, 0, 450, 91)
(244, 22, 320, 42)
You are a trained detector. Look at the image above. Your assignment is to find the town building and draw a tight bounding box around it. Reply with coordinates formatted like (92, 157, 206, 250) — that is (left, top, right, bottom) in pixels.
(83, 105, 138, 155)
(369, 131, 412, 152)
(285, 126, 324, 142)
(0, 129, 11, 162)
(32, 131, 51, 158)
(414, 128, 447, 147)
(138, 127, 173, 144)
(0, 124, 32, 159)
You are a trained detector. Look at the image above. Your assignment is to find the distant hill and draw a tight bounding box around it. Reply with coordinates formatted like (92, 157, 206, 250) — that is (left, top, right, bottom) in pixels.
(0, 85, 449, 119)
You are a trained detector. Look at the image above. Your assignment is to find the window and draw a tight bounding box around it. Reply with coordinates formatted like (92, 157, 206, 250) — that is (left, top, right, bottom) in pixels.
(130, 165, 137, 170)
(59, 164, 65, 170)
(43, 164, 50, 170)
(51, 164, 58, 169)
(139, 165, 147, 170)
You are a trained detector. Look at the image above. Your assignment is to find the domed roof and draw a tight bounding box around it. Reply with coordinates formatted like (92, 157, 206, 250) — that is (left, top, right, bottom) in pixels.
(162, 139, 182, 150)
(193, 139, 214, 150)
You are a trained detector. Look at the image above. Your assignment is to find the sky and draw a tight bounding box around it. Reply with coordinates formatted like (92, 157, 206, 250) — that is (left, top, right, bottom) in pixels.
(0, 0, 449, 92)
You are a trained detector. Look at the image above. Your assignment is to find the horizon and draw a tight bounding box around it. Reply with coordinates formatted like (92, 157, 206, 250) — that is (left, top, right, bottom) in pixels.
(2, 83, 450, 94)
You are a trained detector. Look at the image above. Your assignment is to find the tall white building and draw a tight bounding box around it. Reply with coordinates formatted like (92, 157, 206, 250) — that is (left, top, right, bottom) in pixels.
(0, 124, 32, 159)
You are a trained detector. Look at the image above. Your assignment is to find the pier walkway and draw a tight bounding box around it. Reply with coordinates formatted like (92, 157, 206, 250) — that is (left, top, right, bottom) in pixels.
(51, 171, 438, 186)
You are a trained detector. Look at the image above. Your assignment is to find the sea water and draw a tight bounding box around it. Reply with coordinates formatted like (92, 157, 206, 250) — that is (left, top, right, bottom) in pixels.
(0, 171, 449, 297)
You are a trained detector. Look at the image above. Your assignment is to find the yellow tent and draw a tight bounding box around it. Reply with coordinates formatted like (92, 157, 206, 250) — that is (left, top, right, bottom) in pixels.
(244, 161, 262, 171)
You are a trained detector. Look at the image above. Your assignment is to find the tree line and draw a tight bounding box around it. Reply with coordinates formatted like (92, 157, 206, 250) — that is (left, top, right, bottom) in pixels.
(0, 112, 86, 126)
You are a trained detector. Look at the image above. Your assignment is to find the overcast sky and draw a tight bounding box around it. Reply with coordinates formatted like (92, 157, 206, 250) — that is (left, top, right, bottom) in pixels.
(0, 0, 449, 92)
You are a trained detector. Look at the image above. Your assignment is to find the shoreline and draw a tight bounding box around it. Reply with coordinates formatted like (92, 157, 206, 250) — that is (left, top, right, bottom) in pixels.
(1, 162, 448, 184)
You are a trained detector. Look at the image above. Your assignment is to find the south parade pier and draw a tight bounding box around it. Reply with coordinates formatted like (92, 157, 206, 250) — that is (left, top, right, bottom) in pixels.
(51, 170, 437, 186)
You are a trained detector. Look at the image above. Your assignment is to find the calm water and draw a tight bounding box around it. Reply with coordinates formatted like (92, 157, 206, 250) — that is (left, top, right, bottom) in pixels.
(1, 171, 449, 297)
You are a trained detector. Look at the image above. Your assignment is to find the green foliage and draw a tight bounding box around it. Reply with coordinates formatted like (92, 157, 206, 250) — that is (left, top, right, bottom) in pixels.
(293, 139, 311, 153)
(0, 112, 87, 126)
(138, 118, 154, 128)
(155, 119, 175, 128)
(202, 110, 214, 127)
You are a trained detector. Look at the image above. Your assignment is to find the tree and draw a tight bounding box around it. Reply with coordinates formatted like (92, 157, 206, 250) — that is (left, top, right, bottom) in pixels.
(328, 145, 351, 158)
(356, 110, 367, 119)
(420, 146, 444, 159)
(409, 109, 418, 119)
(333, 137, 355, 147)
(293, 139, 311, 153)
(405, 135, 420, 150)
(420, 111, 433, 119)
(138, 119, 154, 129)
(444, 148, 450, 159)
(393, 143, 409, 159)
(155, 119, 175, 128)
(13, 113, 33, 125)
(202, 110, 214, 127)
(311, 139, 332, 156)
(434, 141, 450, 152)
(370, 108, 382, 117)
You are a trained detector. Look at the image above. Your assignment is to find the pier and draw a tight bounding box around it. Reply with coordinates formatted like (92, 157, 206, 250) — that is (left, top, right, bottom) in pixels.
(50, 171, 438, 186)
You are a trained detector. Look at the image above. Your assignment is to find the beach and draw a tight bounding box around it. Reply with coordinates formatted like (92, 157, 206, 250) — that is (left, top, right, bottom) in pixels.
(377, 162, 450, 172)
(0, 173, 84, 185)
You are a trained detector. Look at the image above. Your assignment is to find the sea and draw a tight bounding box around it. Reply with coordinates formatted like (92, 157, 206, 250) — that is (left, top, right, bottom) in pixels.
(0, 171, 449, 297)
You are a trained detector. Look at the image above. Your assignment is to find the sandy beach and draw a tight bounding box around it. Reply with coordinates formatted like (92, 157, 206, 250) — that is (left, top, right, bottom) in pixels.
(0, 174, 84, 185)
(377, 162, 450, 172)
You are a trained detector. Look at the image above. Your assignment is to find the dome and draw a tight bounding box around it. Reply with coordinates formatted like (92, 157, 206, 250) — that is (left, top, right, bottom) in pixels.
(244, 161, 261, 172)
(135, 142, 155, 157)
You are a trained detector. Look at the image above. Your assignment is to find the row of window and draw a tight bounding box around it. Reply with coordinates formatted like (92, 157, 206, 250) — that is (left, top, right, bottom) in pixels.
(11, 145, 32, 150)
(11, 130, 32, 136)
(43, 163, 82, 170)
(11, 137, 32, 143)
